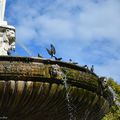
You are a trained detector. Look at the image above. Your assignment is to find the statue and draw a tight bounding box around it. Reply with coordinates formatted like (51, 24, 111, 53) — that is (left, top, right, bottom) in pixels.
(0, 28, 15, 55)
(49, 64, 63, 78)
(99, 77, 116, 102)
(0, 0, 16, 55)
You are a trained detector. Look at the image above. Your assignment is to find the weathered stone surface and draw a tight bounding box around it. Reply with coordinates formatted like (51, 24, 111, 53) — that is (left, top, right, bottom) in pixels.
(0, 56, 113, 120)
(0, 25, 15, 55)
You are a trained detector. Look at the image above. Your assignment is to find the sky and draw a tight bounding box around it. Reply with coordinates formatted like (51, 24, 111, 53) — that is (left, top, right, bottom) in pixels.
(4, 0, 120, 83)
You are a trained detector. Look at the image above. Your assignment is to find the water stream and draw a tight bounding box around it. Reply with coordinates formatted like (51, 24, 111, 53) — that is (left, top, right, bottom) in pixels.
(62, 75, 77, 120)
(17, 41, 32, 56)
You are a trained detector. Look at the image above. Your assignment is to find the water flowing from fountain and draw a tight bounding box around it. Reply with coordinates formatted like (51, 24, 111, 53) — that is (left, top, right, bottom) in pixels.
(62, 74, 77, 120)
(17, 41, 32, 56)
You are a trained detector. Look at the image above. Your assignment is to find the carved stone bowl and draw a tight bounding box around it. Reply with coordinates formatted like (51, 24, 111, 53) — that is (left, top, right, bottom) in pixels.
(0, 56, 113, 120)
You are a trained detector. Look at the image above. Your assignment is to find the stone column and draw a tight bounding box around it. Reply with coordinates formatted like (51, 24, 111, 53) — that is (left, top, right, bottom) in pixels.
(0, 0, 6, 21)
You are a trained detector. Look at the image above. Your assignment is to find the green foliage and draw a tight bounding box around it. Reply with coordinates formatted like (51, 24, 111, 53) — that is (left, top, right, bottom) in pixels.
(102, 78, 120, 120)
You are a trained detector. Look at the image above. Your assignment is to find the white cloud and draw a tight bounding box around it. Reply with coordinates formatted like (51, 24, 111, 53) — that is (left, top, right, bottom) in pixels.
(77, 0, 120, 42)
(7, 0, 120, 43)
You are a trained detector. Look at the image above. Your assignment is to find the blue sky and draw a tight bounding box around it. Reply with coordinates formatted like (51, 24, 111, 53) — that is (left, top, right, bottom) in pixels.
(5, 0, 120, 83)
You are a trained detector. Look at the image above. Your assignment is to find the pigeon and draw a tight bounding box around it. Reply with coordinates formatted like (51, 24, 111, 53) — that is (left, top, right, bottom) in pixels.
(83, 65, 88, 69)
(69, 59, 72, 63)
(90, 65, 94, 73)
(46, 44, 56, 58)
(38, 53, 43, 58)
(46, 44, 62, 61)
(69, 59, 78, 65)
(73, 62, 78, 65)
(54, 56, 62, 61)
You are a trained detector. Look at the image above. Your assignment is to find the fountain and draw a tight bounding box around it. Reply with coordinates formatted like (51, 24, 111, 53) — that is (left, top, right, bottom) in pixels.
(0, 0, 114, 120)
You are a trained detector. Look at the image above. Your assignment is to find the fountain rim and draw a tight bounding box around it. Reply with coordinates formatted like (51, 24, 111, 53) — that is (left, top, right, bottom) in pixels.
(0, 55, 98, 76)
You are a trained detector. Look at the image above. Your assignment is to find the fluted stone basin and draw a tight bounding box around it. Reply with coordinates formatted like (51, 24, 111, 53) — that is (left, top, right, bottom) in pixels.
(0, 56, 113, 120)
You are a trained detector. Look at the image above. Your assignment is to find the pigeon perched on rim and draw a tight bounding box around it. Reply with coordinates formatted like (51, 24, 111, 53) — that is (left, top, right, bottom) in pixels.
(83, 65, 88, 69)
(54, 56, 62, 61)
(46, 44, 56, 58)
(90, 65, 94, 73)
(46, 44, 62, 61)
(69, 59, 78, 65)
(38, 53, 43, 58)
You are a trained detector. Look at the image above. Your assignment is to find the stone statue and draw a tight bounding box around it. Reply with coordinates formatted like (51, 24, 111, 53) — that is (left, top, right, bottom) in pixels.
(0, 0, 16, 55)
(49, 64, 63, 78)
(99, 77, 117, 102)
(0, 0, 6, 21)
(99, 77, 108, 88)
(0, 28, 15, 55)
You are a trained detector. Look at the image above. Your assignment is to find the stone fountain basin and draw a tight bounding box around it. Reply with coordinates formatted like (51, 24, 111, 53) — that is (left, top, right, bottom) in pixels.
(0, 56, 113, 120)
